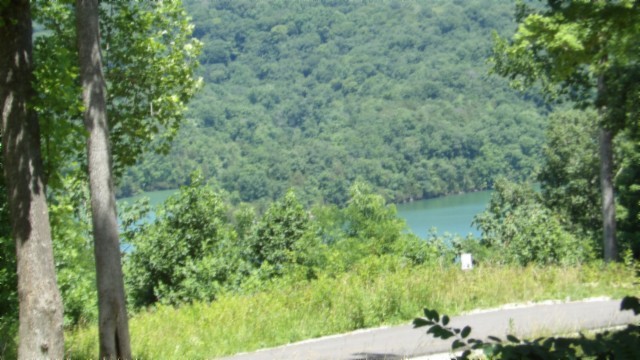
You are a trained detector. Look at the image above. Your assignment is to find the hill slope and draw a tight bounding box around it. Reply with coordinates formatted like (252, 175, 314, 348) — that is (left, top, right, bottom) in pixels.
(118, 0, 549, 205)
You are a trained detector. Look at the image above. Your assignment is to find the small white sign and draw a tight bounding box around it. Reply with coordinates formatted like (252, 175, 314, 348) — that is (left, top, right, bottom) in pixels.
(461, 253, 473, 270)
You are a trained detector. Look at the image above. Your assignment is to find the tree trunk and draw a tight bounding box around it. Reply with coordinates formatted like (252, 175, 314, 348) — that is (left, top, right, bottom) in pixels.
(76, 0, 132, 358)
(600, 128, 617, 261)
(0, 1, 65, 358)
(597, 73, 618, 262)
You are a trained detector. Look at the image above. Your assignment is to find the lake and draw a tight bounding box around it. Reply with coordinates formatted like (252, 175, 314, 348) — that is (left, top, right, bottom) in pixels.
(395, 190, 491, 239)
(120, 189, 177, 208)
(119, 189, 492, 238)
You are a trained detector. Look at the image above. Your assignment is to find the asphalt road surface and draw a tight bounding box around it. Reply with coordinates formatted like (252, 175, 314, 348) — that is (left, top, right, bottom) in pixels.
(220, 299, 637, 360)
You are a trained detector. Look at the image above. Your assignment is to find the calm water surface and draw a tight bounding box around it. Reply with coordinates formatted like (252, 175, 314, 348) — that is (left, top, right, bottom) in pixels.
(119, 189, 176, 207)
(119, 189, 492, 238)
(118, 189, 176, 223)
(396, 190, 492, 238)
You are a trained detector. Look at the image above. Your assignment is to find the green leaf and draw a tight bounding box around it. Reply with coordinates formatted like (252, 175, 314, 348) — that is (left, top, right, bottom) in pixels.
(426, 324, 441, 335)
(441, 331, 455, 340)
(427, 324, 455, 340)
(507, 334, 520, 343)
(442, 315, 450, 326)
(433, 310, 440, 323)
(413, 317, 432, 328)
(423, 308, 439, 321)
(461, 326, 472, 339)
(483, 345, 496, 357)
(452, 339, 466, 350)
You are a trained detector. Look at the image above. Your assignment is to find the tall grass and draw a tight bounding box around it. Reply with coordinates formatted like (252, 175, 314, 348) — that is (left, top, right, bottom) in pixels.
(65, 259, 638, 359)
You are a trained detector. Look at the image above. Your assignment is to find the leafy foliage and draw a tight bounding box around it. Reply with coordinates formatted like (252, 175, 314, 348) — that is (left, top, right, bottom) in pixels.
(415, 296, 640, 359)
(118, 0, 549, 204)
(0, 0, 202, 324)
(102, 0, 202, 174)
(538, 109, 602, 241)
(617, 136, 640, 256)
(473, 179, 591, 265)
(124, 172, 242, 306)
(343, 182, 405, 254)
(124, 178, 442, 308)
(491, 0, 640, 261)
(31, 0, 201, 186)
(48, 175, 98, 326)
(0, 145, 16, 322)
(491, 0, 640, 110)
(246, 190, 322, 278)
(3, 0, 639, 356)
(537, 108, 640, 257)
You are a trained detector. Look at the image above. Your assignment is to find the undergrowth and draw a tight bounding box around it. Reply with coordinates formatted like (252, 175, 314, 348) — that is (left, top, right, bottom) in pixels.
(64, 260, 638, 359)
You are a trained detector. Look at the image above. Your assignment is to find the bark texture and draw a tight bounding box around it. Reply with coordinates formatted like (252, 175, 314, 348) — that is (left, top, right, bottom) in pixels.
(597, 73, 618, 262)
(0, 1, 65, 358)
(76, 0, 132, 358)
(600, 128, 618, 261)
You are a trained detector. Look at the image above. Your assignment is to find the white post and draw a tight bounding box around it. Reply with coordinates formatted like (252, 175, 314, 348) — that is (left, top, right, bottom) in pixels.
(461, 253, 473, 270)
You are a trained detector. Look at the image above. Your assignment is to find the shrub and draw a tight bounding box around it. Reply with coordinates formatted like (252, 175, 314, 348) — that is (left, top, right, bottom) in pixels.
(124, 172, 243, 307)
(473, 179, 593, 265)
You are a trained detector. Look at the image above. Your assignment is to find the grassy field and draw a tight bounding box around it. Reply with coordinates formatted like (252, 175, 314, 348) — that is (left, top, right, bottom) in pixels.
(65, 259, 638, 359)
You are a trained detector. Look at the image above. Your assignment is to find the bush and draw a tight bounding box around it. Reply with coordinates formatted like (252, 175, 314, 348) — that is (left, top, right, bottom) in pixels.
(245, 190, 324, 278)
(474, 179, 593, 265)
(124, 172, 244, 307)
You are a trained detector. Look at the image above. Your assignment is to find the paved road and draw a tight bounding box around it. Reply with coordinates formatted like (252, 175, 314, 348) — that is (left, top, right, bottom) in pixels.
(220, 299, 637, 360)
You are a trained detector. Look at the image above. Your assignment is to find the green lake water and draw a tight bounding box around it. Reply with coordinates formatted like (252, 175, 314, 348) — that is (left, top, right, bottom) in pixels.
(118, 189, 176, 224)
(119, 189, 492, 239)
(119, 189, 177, 208)
(395, 190, 492, 238)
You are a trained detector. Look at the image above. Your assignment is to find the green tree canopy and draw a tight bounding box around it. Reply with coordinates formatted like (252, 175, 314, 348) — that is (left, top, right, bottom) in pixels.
(33, 0, 201, 187)
(491, 0, 640, 261)
(118, 0, 551, 205)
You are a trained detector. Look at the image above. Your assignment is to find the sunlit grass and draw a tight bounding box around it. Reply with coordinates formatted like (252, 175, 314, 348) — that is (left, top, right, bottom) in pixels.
(65, 260, 638, 359)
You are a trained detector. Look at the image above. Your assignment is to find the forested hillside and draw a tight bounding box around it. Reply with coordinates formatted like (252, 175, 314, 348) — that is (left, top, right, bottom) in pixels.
(117, 0, 549, 204)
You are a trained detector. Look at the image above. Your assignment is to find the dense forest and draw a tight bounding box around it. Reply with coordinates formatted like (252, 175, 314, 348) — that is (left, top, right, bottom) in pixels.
(2, 0, 640, 358)
(117, 0, 550, 204)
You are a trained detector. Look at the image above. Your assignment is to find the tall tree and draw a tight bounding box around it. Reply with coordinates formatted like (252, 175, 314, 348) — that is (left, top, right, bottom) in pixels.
(491, 0, 640, 261)
(32, 0, 202, 187)
(0, 1, 64, 358)
(76, 0, 131, 358)
(538, 109, 602, 239)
